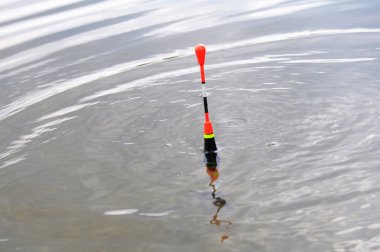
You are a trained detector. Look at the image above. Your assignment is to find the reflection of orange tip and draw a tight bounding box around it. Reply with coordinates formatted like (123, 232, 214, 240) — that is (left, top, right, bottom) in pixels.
(206, 167, 219, 182)
(221, 235, 229, 243)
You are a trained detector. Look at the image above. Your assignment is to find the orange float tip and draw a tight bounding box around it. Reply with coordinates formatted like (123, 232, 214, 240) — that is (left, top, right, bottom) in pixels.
(195, 44, 206, 66)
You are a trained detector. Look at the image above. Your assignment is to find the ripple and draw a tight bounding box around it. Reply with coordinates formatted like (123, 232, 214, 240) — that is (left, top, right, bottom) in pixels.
(0, 155, 27, 170)
(0, 116, 76, 162)
(283, 58, 377, 63)
(266, 141, 280, 148)
(144, 1, 331, 37)
(335, 226, 364, 236)
(104, 209, 138, 216)
(139, 211, 171, 217)
(0, 28, 377, 125)
(0, 0, 83, 24)
(0, 1, 139, 51)
(36, 102, 99, 122)
(216, 118, 247, 128)
(2, 27, 379, 80)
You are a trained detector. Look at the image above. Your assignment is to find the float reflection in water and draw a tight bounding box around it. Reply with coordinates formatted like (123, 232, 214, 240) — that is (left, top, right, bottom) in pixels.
(206, 166, 232, 243)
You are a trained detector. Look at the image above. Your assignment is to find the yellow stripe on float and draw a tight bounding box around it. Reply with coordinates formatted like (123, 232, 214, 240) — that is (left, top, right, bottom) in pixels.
(204, 134, 214, 139)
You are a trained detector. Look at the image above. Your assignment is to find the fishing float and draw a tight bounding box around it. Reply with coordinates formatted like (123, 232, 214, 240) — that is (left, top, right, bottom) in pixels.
(195, 44, 218, 168)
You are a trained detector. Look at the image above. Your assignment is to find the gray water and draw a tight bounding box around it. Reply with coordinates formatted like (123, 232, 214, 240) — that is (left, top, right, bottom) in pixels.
(1, 0, 380, 251)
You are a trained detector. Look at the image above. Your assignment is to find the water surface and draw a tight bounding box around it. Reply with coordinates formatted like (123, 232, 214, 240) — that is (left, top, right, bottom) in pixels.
(1, 0, 380, 251)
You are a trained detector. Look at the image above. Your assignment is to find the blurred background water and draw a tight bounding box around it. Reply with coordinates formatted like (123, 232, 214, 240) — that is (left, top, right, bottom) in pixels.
(1, 0, 380, 251)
